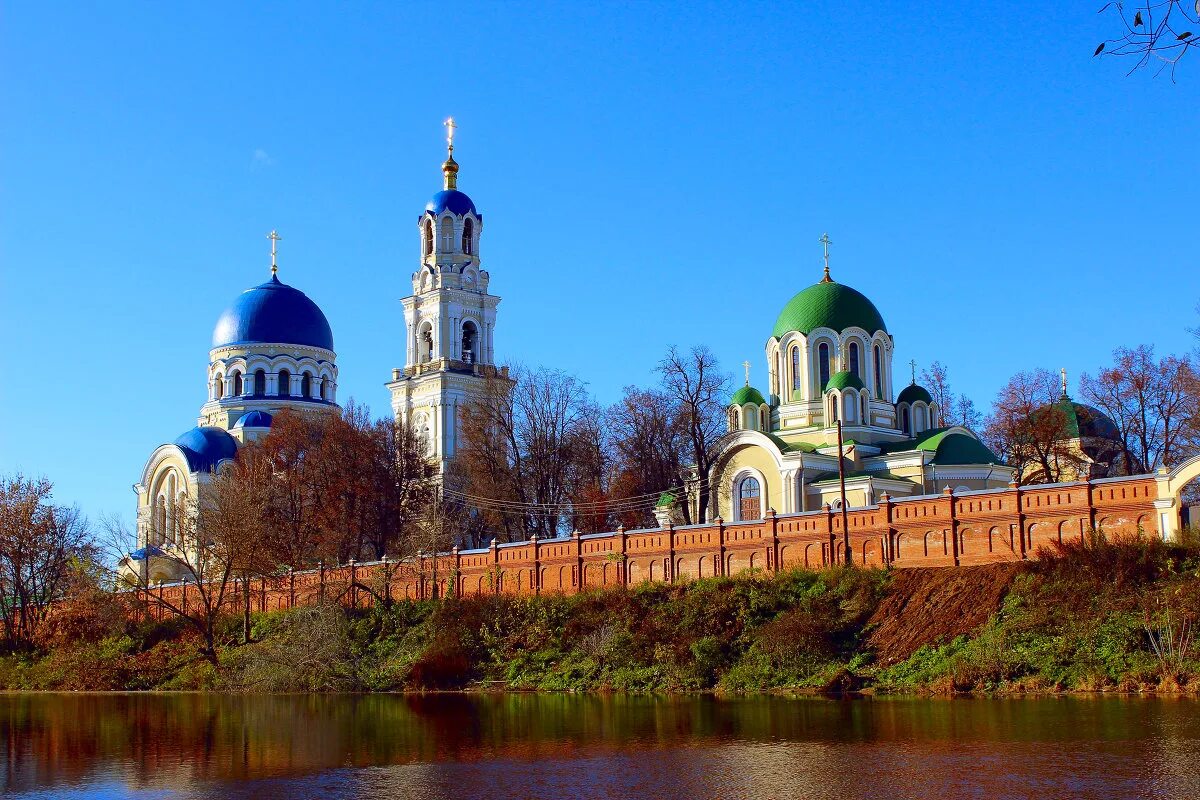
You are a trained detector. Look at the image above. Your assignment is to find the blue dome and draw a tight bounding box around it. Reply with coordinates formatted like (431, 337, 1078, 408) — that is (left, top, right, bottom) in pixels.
(425, 190, 478, 216)
(233, 410, 274, 429)
(212, 275, 334, 351)
(173, 427, 238, 473)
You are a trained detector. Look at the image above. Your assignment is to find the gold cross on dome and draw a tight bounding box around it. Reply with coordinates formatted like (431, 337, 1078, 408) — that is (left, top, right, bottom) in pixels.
(444, 117, 456, 153)
(743, 360, 752, 386)
(819, 232, 832, 281)
(268, 230, 281, 275)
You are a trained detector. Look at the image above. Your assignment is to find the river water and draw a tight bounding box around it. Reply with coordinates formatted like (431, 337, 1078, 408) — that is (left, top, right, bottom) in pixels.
(3, 693, 1199, 799)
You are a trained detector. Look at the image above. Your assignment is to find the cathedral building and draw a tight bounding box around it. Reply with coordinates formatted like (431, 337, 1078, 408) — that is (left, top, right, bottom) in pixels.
(710, 240, 1013, 522)
(386, 120, 511, 475)
(125, 238, 340, 583)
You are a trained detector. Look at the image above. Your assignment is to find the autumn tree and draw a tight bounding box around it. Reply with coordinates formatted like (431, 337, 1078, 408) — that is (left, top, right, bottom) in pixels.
(606, 386, 686, 528)
(1081, 345, 1200, 473)
(454, 366, 606, 542)
(919, 361, 982, 430)
(659, 345, 730, 524)
(984, 369, 1089, 484)
(0, 475, 95, 652)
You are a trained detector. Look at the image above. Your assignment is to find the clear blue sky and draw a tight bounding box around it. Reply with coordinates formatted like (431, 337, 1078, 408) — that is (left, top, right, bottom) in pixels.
(2, 2, 1197, 527)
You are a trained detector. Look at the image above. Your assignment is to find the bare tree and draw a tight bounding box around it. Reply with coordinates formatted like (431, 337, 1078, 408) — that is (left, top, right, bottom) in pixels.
(455, 365, 604, 541)
(1081, 345, 1200, 472)
(920, 361, 982, 430)
(1096, 1, 1198, 79)
(659, 345, 730, 524)
(0, 475, 95, 652)
(606, 386, 686, 528)
(984, 369, 1090, 484)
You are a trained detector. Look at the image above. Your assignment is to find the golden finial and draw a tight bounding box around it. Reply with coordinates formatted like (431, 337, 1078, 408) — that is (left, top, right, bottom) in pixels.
(442, 117, 459, 190)
(267, 230, 281, 276)
(819, 232, 833, 282)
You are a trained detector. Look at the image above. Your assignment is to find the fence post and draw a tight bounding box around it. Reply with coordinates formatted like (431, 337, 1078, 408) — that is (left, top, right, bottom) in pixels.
(881, 493, 894, 565)
(571, 530, 582, 591)
(531, 534, 541, 595)
(617, 525, 627, 586)
(945, 487, 959, 567)
(765, 510, 776, 574)
(491, 538, 501, 594)
(825, 503, 835, 566)
(666, 521, 676, 583)
(452, 545, 461, 599)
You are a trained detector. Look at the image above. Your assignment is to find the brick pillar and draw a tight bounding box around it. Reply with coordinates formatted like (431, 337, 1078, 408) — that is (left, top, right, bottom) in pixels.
(452, 546, 461, 598)
(491, 538, 501, 595)
(825, 503, 835, 566)
(945, 487, 959, 567)
(666, 522, 676, 583)
(348, 559, 357, 607)
(718, 515, 729, 576)
(572, 530, 582, 592)
(1086, 479, 1097, 537)
(531, 534, 541, 595)
(181, 580, 188, 618)
(766, 510, 777, 573)
(881, 492, 894, 566)
(618, 526, 628, 586)
(1013, 482, 1027, 559)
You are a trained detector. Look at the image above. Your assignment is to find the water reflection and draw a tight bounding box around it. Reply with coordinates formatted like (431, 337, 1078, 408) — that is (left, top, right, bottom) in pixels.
(3, 693, 1199, 799)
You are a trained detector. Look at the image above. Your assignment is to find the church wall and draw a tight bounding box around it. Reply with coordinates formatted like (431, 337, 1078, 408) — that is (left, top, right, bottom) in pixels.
(716, 444, 784, 521)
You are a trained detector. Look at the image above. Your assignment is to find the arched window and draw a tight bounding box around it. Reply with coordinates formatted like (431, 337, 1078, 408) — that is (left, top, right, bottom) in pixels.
(900, 405, 911, 434)
(419, 323, 434, 363)
(422, 219, 433, 256)
(214, 373, 224, 400)
(300, 372, 312, 398)
(915, 404, 927, 433)
(736, 475, 761, 521)
(873, 344, 883, 398)
(462, 218, 474, 255)
(728, 407, 739, 431)
(849, 342, 860, 377)
(830, 393, 839, 423)
(321, 377, 330, 401)
(278, 369, 291, 397)
(154, 496, 166, 545)
(818, 342, 831, 390)
(175, 491, 186, 544)
(254, 369, 266, 397)
(759, 406, 769, 432)
(462, 321, 478, 363)
(232, 372, 243, 397)
(440, 217, 454, 251)
(791, 346, 801, 394)
(743, 406, 756, 431)
(844, 391, 856, 424)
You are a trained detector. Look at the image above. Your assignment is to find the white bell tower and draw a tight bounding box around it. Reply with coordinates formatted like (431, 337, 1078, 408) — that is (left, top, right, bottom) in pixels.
(387, 119, 510, 475)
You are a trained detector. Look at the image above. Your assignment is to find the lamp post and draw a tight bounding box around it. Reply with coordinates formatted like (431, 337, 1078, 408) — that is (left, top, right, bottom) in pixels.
(836, 419, 851, 566)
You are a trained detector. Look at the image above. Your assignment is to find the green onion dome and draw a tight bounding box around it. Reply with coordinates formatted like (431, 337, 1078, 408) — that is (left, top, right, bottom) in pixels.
(731, 385, 767, 406)
(824, 370, 866, 392)
(772, 279, 887, 339)
(897, 383, 933, 404)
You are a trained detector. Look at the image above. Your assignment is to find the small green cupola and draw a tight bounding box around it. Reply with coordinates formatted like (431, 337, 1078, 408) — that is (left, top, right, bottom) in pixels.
(731, 385, 767, 406)
(897, 383, 933, 405)
(824, 370, 866, 392)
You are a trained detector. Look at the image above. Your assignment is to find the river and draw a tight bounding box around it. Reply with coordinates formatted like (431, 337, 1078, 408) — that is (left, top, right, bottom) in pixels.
(3, 693, 1199, 799)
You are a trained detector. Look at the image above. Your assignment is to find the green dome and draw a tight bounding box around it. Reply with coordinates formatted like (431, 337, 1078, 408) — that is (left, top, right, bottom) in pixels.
(731, 385, 767, 406)
(772, 280, 887, 339)
(897, 383, 933, 404)
(824, 370, 865, 392)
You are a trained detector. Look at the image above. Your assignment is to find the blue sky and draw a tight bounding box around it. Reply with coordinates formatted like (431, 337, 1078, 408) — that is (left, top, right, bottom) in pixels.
(2, 1, 1198, 526)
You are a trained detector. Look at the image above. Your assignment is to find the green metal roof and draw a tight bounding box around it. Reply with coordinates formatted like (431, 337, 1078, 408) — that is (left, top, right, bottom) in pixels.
(764, 433, 818, 454)
(655, 491, 676, 508)
(772, 280, 887, 339)
(731, 385, 767, 406)
(877, 427, 1005, 466)
(809, 469, 916, 487)
(897, 383, 933, 404)
(824, 370, 866, 392)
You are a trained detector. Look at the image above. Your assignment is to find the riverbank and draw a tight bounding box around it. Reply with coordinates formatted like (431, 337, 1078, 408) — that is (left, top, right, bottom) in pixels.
(4, 536, 1199, 693)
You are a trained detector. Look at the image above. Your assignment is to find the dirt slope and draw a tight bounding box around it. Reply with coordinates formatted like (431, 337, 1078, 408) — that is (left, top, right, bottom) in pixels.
(867, 564, 1023, 666)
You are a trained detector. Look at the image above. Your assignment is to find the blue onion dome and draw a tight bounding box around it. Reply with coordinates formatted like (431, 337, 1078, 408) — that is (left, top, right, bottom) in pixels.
(233, 410, 274, 429)
(773, 279, 887, 339)
(731, 385, 767, 406)
(173, 426, 238, 473)
(212, 275, 334, 351)
(897, 383, 933, 404)
(426, 189, 478, 216)
(824, 370, 866, 392)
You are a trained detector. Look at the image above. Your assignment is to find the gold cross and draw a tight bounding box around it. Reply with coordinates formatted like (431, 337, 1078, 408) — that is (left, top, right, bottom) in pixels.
(268, 230, 281, 276)
(819, 232, 832, 281)
(444, 117, 456, 154)
(743, 360, 751, 386)
(909, 359, 917, 384)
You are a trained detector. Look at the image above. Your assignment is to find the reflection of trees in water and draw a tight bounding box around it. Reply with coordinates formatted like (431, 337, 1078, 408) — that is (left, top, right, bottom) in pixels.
(5, 694, 1200, 794)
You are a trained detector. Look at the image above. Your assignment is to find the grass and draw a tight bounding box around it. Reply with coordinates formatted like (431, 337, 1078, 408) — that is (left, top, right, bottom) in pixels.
(5, 536, 1200, 694)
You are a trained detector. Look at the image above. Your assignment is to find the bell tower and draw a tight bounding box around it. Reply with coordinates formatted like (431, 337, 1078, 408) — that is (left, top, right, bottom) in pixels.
(387, 120, 510, 475)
